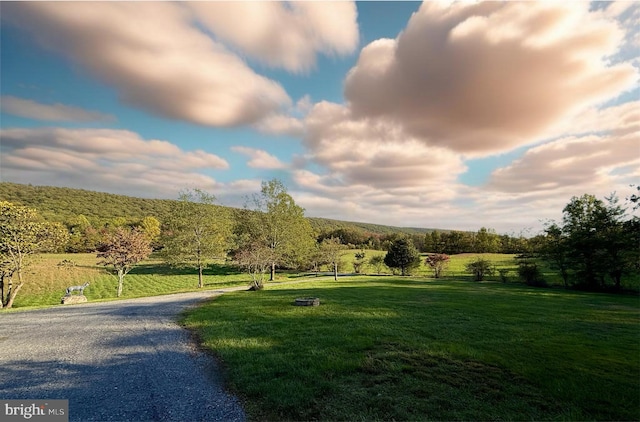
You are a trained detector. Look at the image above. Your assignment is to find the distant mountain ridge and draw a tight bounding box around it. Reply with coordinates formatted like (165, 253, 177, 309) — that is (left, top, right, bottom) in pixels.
(0, 182, 442, 236)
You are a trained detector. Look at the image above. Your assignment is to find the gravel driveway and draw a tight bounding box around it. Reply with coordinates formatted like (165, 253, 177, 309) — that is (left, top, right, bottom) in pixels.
(0, 291, 246, 421)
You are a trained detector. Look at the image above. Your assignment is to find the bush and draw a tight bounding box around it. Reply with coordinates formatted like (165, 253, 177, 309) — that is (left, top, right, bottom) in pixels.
(498, 268, 509, 283)
(425, 253, 450, 278)
(465, 258, 494, 281)
(518, 262, 547, 287)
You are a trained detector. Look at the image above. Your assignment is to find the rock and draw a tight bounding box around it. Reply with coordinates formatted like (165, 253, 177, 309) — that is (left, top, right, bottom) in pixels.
(294, 297, 320, 306)
(61, 294, 88, 305)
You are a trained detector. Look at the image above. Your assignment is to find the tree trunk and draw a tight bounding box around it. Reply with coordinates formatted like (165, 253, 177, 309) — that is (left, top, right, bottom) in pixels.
(5, 281, 23, 309)
(0, 276, 4, 308)
(117, 269, 124, 297)
(270, 262, 275, 281)
(198, 265, 203, 288)
(333, 263, 338, 281)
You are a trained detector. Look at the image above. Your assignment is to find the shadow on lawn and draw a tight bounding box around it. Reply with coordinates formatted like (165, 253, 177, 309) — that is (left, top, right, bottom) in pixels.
(130, 263, 243, 277)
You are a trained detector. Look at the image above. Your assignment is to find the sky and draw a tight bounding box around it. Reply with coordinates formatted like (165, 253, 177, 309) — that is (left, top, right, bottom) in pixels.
(1, 1, 638, 234)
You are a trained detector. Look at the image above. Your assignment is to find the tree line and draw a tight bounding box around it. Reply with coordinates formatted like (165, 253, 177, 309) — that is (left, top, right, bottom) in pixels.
(1, 180, 638, 308)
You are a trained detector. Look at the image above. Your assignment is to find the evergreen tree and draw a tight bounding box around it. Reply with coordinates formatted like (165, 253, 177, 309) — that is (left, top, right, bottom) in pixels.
(384, 237, 421, 276)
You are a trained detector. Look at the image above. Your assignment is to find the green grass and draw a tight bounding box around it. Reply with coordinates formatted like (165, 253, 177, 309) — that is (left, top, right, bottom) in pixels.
(182, 277, 640, 421)
(10, 253, 255, 308)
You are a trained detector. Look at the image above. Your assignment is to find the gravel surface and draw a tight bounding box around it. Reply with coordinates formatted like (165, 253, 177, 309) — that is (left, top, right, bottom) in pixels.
(0, 290, 246, 421)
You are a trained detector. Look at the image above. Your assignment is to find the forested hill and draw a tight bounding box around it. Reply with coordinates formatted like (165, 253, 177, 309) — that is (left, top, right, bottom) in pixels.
(0, 182, 437, 236)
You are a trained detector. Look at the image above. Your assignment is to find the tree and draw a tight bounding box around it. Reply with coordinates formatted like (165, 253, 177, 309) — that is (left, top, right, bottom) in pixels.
(233, 241, 275, 290)
(561, 193, 632, 290)
(319, 237, 344, 280)
(474, 227, 500, 253)
(425, 253, 450, 278)
(368, 255, 386, 275)
(465, 258, 494, 281)
(98, 227, 151, 297)
(539, 223, 571, 288)
(0, 201, 68, 309)
(240, 179, 315, 281)
(353, 249, 366, 274)
(384, 237, 421, 276)
(162, 189, 230, 288)
(138, 216, 161, 249)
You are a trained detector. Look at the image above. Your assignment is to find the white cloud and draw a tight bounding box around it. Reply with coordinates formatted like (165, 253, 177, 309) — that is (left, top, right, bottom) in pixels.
(0, 127, 229, 198)
(0, 96, 115, 122)
(2, 2, 291, 127)
(343, 1, 638, 156)
(487, 133, 639, 194)
(253, 114, 304, 137)
(231, 146, 287, 169)
(188, 1, 359, 73)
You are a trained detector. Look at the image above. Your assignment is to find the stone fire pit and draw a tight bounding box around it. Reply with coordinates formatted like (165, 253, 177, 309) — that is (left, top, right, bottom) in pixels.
(294, 297, 320, 306)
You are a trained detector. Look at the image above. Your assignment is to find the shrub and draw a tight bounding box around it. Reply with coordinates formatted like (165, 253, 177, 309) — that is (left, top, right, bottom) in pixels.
(425, 253, 450, 278)
(465, 258, 494, 281)
(518, 262, 547, 287)
(498, 268, 509, 283)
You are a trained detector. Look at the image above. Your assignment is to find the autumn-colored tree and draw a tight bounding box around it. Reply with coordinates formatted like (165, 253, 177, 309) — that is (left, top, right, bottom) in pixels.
(138, 216, 161, 249)
(425, 253, 450, 278)
(0, 201, 68, 308)
(97, 227, 151, 297)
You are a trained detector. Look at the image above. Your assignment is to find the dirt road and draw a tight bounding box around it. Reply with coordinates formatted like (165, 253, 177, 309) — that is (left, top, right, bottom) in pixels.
(0, 291, 246, 421)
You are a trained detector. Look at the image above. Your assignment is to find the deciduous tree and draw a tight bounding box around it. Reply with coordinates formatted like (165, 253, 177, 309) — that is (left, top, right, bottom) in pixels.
(162, 189, 230, 288)
(0, 201, 69, 308)
(465, 258, 494, 281)
(240, 179, 315, 281)
(425, 253, 450, 278)
(233, 241, 275, 290)
(368, 255, 386, 275)
(320, 237, 344, 280)
(97, 227, 151, 297)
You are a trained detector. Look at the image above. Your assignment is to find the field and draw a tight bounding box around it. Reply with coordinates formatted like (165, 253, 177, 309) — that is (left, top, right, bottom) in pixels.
(8, 252, 520, 309)
(182, 277, 640, 421)
(9, 253, 252, 308)
(6, 252, 640, 420)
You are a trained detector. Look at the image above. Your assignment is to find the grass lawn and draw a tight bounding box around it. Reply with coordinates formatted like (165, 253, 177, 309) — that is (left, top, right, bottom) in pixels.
(10, 253, 252, 308)
(182, 277, 640, 421)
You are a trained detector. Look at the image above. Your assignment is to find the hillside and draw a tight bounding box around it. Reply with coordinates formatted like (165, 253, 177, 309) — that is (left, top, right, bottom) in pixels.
(0, 182, 439, 236)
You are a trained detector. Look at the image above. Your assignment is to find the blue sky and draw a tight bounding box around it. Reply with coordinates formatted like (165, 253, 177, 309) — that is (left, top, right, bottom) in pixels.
(1, 1, 638, 233)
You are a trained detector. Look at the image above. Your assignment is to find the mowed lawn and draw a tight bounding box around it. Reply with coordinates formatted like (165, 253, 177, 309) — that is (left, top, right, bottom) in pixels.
(10, 253, 250, 308)
(182, 278, 640, 421)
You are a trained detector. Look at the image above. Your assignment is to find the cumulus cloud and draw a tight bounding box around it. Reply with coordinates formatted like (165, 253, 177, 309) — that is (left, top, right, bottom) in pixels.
(304, 101, 466, 190)
(231, 146, 287, 169)
(188, 1, 359, 73)
(0, 127, 229, 198)
(289, 100, 468, 225)
(0, 96, 115, 122)
(2, 2, 290, 127)
(253, 114, 304, 137)
(343, 1, 638, 155)
(487, 133, 639, 194)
